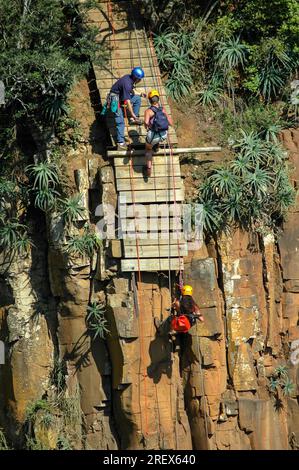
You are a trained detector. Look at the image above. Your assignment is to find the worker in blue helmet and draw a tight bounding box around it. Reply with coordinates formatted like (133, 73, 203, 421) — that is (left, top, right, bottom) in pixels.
(108, 67, 145, 149)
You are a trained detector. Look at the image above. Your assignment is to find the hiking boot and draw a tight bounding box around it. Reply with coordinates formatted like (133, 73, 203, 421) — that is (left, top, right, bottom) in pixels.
(129, 117, 143, 125)
(117, 142, 127, 150)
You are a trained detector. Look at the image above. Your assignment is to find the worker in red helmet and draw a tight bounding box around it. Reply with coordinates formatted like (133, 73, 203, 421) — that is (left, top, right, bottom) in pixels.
(154, 284, 204, 336)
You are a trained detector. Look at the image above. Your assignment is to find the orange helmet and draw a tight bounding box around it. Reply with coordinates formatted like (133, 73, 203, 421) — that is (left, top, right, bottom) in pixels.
(181, 285, 193, 296)
(148, 89, 160, 100)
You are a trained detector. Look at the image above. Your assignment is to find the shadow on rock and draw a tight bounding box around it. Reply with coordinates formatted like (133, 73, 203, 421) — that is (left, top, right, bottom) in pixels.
(147, 333, 173, 384)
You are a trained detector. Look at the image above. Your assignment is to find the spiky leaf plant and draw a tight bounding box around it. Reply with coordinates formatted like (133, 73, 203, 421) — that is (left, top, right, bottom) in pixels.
(281, 377, 295, 397)
(209, 167, 239, 196)
(216, 36, 248, 70)
(27, 161, 60, 191)
(41, 94, 69, 125)
(34, 188, 58, 212)
(0, 220, 31, 254)
(65, 225, 101, 258)
(59, 194, 86, 225)
(86, 302, 109, 340)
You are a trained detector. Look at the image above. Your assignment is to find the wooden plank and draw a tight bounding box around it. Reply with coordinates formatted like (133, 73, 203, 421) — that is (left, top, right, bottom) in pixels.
(121, 257, 184, 272)
(116, 176, 182, 191)
(123, 238, 185, 246)
(119, 188, 184, 203)
(123, 243, 188, 258)
(120, 217, 183, 232)
(120, 231, 185, 241)
(115, 163, 181, 178)
(114, 155, 179, 166)
(94, 66, 159, 78)
(119, 203, 184, 218)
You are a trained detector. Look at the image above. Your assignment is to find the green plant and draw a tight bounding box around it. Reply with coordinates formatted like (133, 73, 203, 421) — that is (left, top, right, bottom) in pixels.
(59, 194, 86, 226)
(281, 377, 295, 396)
(41, 93, 69, 125)
(56, 116, 83, 148)
(196, 76, 223, 107)
(0, 220, 32, 254)
(275, 364, 289, 377)
(244, 165, 272, 196)
(26, 399, 54, 423)
(50, 358, 67, 396)
(209, 167, 239, 196)
(86, 302, 109, 340)
(268, 363, 296, 399)
(65, 225, 102, 258)
(216, 36, 248, 70)
(269, 377, 280, 393)
(34, 188, 59, 212)
(27, 161, 59, 190)
(27, 160, 60, 212)
(165, 73, 193, 100)
(199, 199, 223, 233)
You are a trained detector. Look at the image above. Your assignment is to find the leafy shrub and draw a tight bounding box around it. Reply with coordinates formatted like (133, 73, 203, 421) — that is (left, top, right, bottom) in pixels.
(56, 117, 83, 148)
(220, 104, 286, 144)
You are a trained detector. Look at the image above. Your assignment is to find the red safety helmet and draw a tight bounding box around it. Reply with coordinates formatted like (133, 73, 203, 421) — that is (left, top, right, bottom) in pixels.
(170, 315, 191, 333)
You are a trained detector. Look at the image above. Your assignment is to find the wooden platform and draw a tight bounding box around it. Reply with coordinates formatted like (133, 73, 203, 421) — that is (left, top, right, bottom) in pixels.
(93, 0, 178, 147)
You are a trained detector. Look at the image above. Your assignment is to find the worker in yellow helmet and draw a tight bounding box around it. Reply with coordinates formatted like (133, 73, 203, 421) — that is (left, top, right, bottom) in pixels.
(172, 285, 204, 324)
(143, 89, 173, 177)
(154, 284, 204, 336)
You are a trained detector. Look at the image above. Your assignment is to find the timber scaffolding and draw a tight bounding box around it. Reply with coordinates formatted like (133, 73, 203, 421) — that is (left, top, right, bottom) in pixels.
(91, 0, 221, 272)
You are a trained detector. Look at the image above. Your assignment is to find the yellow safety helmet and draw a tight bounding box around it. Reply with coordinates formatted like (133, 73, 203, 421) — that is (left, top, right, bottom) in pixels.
(148, 89, 160, 100)
(181, 285, 193, 296)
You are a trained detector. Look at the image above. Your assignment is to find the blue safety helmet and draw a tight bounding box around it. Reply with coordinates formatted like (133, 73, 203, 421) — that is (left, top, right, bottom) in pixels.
(131, 67, 145, 80)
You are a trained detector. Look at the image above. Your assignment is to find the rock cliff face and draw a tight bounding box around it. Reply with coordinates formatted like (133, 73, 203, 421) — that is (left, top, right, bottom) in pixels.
(0, 77, 298, 450)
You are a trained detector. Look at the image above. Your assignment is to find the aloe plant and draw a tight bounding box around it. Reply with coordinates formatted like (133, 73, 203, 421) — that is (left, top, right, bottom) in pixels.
(27, 161, 59, 190)
(200, 199, 223, 233)
(34, 188, 58, 212)
(165, 73, 193, 100)
(0, 220, 31, 253)
(59, 194, 86, 225)
(209, 168, 239, 196)
(65, 225, 101, 258)
(86, 302, 109, 340)
(281, 377, 295, 397)
(275, 364, 289, 378)
(41, 94, 68, 125)
(244, 166, 272, 196)
(216, 36, 248, 70)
